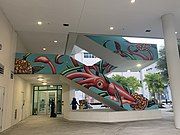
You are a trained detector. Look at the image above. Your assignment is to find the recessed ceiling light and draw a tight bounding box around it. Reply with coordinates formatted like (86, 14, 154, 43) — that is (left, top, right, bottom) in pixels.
(110, 26, 114, 30)
(37, 21, 42, 25)
(145, 29, 151, 33)
(63, 23, 69, 27)
(42, 47, 46, 51)
(50, 85, 53, 88)
(136, 64, 142, 67)
(42, 82, 47, 85)
(54, 40, 58, 43)
(37, 77, 44, 81)
(175, 32, 178, 34)
(131, 0, 136, 3)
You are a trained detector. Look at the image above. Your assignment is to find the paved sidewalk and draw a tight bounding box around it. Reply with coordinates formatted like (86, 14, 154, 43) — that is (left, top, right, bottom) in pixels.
(0, 110, 179, 135)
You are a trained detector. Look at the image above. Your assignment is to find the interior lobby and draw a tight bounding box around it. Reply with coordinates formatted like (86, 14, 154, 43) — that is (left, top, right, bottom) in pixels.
(0, 0, 180, 135)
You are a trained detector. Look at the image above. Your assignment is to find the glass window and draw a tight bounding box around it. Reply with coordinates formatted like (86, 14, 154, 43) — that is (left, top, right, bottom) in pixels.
(84, 53, 89, 58)
(33, 85, 62, 114)
(84, 53, 96, 58)
(39, 86, 48, 90)
(57, 90, 62, 114)
(34, 86, 38, 90)
(47, 85, 57, 89)
(58, 85, 62, 90)
(33, 91, 38, 115)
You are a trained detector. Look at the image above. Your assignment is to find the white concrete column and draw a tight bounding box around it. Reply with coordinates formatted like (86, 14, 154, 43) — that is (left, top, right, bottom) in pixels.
(62, 84, 71, 116)
(62, 84, 75, 118)
(161, 13, 180, 129)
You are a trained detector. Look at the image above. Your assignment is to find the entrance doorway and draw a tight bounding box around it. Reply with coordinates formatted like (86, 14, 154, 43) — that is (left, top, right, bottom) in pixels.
(33, 85, 62, 115)
(0, 86, 5, 132)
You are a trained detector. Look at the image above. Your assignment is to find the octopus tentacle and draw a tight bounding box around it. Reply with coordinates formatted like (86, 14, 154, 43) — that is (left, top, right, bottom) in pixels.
(78, 78, 95, 85)
(84, 66, 96, 76)
(66, 72, 93, 80)
(127, 46, 149, 60)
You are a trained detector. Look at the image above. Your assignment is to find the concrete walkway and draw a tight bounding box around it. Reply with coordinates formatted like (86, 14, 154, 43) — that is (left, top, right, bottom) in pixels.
(0, 110, 179, 135)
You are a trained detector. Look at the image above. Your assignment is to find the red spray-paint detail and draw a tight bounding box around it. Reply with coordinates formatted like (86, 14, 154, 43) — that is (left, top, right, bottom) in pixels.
(66, 70, 136, 105)
(127, 46, 149, 60)
(35, 56, 56, 74)
(114, 41, 127, 57)
(70, 57, 79, 67)
(108, 82, 135, 103)
(66, 72, 92, 80)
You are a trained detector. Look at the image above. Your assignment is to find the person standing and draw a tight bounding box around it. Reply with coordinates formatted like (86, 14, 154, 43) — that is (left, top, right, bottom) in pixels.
(71, 97, 79, 110)
(50, 99, 56, 117)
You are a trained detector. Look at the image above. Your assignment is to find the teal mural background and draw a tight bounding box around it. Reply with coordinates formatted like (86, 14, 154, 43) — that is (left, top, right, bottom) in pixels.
(15, 53, 158, 111)
(86, 35, 158, 60)
(15, 53, 115, 75)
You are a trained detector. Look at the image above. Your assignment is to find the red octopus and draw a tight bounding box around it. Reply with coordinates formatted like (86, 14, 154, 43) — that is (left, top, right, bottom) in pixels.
(34, 55, 148, 110)
(35, 56, 56, 74)
(66, 65, 136, 105)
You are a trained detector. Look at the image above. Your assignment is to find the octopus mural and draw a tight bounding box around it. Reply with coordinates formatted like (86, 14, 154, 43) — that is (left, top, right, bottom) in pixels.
(86, 35, 158, 61)
(15, 53, 158, 111)
(14, 53, 44, 74)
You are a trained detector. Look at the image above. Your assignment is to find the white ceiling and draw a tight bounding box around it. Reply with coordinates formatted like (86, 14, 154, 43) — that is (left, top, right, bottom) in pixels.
(0, 0, 180, 54)
(18, 31, 67, 54)
(17, 74, 62, 85)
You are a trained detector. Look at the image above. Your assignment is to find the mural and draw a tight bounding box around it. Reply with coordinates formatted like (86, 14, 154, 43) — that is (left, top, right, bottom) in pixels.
(86, 35, 158, 60)
(15, 53, 158, 111)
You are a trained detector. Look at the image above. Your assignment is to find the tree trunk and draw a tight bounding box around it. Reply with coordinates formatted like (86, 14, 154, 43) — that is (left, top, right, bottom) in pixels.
(155, 93, 158, 101)
(159, 93, 162, 104)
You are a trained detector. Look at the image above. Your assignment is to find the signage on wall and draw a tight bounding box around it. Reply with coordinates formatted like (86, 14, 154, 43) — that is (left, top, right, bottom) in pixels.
(0, 63, 4, 75)
(14, 109, 17, 119)
(11, 71, 14, 79)
(0, 43, 2, 50)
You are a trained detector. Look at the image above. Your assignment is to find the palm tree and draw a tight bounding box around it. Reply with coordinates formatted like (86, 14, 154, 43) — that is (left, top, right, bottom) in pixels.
(111, 75, 141, 93)
(144, 73, 164, 102)
(156, 47, 169, 83)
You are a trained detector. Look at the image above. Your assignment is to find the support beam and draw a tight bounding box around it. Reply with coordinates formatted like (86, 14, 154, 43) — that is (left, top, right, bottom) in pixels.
(64, 33, 78, 55)
(161, 13, 180, 129)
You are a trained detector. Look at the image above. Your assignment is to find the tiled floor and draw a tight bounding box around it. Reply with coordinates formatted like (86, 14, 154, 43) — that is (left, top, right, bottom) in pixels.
(0, 110, 179, 135)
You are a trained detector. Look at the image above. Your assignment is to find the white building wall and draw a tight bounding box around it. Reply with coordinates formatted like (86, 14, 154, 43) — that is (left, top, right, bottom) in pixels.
(0, 9, 30, 131)
(62, 84, 75, 117)
(16, 35, 28, 52)
(74, 50, 101, 66)
(0, 9, 17, 131)
(12, 76, 32, 125)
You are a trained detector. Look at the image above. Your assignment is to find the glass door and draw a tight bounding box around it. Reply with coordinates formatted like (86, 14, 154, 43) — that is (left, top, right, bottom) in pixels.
(33, 85, 62, 115)
(38, 91, 57, 115)
(38, 91, 48, 114)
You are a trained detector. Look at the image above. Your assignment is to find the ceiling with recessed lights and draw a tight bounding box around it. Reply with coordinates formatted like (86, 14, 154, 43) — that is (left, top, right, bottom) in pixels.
(17, 31, 67, 54)
(18, 74, 62, 85)
(0, 0, 180, 55)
